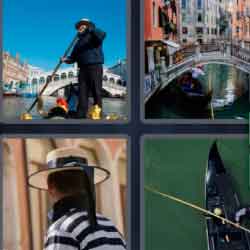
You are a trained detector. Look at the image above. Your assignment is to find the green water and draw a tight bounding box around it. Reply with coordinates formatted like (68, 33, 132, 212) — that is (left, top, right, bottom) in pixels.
(144, 137, 250, 250)
(145, 64, 250, 119)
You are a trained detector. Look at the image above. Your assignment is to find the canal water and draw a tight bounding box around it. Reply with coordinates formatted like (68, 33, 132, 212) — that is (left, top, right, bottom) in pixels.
(3, 96, 127, 120)
(145, 64, 250, 119)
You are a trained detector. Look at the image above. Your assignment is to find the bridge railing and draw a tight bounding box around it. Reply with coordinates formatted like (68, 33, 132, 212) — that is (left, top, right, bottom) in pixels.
(231, 44, 250, 63)
(200, 43, 220, 53)
(173, 45, 196, 64)
(144, 41, 250, 101)
(40, 77, 127, 97)
(104, 80, 127, 91)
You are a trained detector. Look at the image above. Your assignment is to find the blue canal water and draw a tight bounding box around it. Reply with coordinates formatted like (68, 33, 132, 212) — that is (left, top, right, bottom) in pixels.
(3, 96, 127, 120)
(145, 64, 250, 119)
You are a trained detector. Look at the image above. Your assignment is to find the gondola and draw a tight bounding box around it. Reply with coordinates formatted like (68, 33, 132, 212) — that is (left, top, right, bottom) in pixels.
(165, 80, 212, 113)
(174, 84, 213, 112)
(205, 141, 250, 250)
(178, 88, 212, 110)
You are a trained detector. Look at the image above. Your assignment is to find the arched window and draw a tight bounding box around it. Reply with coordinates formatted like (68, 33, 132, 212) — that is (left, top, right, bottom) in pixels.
(109, 78, 115, 83)
(39, 77, 45, 84)
(68, 71, 74, 78)
(54, 74, 60, 81)
(116, 79, 122, 85)
(32, 78, 38, 84)
(61, 73, 67, 80)
(46, 76, 52, 83)
(103, 75, 108, 81)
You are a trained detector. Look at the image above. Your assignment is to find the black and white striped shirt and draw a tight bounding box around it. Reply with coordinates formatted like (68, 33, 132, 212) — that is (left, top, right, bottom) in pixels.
(44, 209, 126, 250)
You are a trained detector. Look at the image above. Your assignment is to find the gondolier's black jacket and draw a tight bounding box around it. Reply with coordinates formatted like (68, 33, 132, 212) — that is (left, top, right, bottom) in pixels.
(67, 26, 106, 67)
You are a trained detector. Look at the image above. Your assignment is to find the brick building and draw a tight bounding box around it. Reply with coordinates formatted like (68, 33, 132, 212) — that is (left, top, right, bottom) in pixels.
(231, 0, 250, 49)
(144, 0, 179, 72)
(144, 0, 180, 97)
(2, 52, 29, 84)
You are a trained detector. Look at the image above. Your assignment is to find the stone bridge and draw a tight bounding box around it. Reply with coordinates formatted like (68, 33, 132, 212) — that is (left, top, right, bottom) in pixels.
(41, 76, 127, 98)
(144, 43, 250, 103)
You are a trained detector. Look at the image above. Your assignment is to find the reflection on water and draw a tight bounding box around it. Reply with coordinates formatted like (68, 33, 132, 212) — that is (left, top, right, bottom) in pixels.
(3, 96, 127, 120)
(203, 64, 248, 109)
(146, 64, 250, 119)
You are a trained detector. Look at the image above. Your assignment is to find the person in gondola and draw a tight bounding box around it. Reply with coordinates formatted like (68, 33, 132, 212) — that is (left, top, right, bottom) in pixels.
(235, 207, 250, 224)
(66, 83, 79, 118)
(61, 19, 106, 119)
(179, 72, 193, 92)
(180, 69, 204, 95)
(28, 147, 126, 250)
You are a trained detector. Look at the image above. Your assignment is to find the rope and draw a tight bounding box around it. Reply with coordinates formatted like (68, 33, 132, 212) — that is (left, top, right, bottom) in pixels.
(145, 185, 250, 234)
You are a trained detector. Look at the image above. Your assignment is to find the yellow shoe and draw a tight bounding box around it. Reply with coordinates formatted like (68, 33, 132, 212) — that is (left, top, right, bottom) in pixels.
(88, 105, 102, 120)
(105, 113, 119, 120)
(20, 112, 33, 120)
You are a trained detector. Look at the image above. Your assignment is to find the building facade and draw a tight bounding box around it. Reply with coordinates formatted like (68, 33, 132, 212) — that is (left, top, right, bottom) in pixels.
(245, 0, 250, 48)
(231, 0, 250, 49)
(2, 52, 29, 84)
(162, 0, 179, 41)
(144, 0, 179, 71)
(145, 0, 165, 41)
(218, 0, 232, 40)
(144, 0, 180, 97)
(179, 0, 223, 44)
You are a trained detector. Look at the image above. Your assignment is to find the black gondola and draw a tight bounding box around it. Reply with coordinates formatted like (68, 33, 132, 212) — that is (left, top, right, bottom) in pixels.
(176, 86, 212, 111)
(205, 141, 250, 250)
(164, 78, 212, 113)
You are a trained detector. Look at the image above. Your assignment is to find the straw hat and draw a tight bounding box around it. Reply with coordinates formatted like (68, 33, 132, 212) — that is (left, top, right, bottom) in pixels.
(28, 147, 110, 190)
(75, 18, 92, 30)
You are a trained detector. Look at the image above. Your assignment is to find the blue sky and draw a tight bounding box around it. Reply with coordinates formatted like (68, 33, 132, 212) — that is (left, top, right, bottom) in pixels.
(3, 0, 126, 70)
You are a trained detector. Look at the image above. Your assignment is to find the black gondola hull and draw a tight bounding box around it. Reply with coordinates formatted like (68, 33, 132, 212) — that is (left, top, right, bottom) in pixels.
(206, 142, 250, 250)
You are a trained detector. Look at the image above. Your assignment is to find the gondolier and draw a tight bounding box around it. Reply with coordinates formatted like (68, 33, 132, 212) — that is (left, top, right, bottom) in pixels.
(28, 147, 126, 250)
(61, 19, 106, 118)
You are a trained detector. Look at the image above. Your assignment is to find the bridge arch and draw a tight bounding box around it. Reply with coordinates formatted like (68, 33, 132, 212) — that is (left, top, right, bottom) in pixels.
(41, 77, 126, 97)
(116, 79, 122, 85)
(68, 71, 74, 78)
(32, 78, 38, 85)
(165, 59, 250, 87)
(61, 72, 67, 80)
(54, 74, 60, 81)
(39, 77, 45, 84)
(145, 47, 250, 103)
(103, 75, 108, 81)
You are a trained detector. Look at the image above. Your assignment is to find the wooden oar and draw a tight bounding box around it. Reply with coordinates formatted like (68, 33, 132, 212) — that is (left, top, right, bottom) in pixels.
(145, 185, 250, 234)
(20, 34, 79, 120)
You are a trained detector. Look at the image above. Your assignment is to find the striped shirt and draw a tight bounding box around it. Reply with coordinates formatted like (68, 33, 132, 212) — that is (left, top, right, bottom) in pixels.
(44, 209, 126, 250)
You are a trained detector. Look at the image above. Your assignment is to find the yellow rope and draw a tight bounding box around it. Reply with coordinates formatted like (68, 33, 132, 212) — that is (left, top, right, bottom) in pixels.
(145, 185, 250, 234)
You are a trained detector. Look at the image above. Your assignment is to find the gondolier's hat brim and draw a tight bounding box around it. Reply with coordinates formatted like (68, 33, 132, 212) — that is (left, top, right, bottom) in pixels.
(75, 19, 92, 29)
(28, 147, 110, 190)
